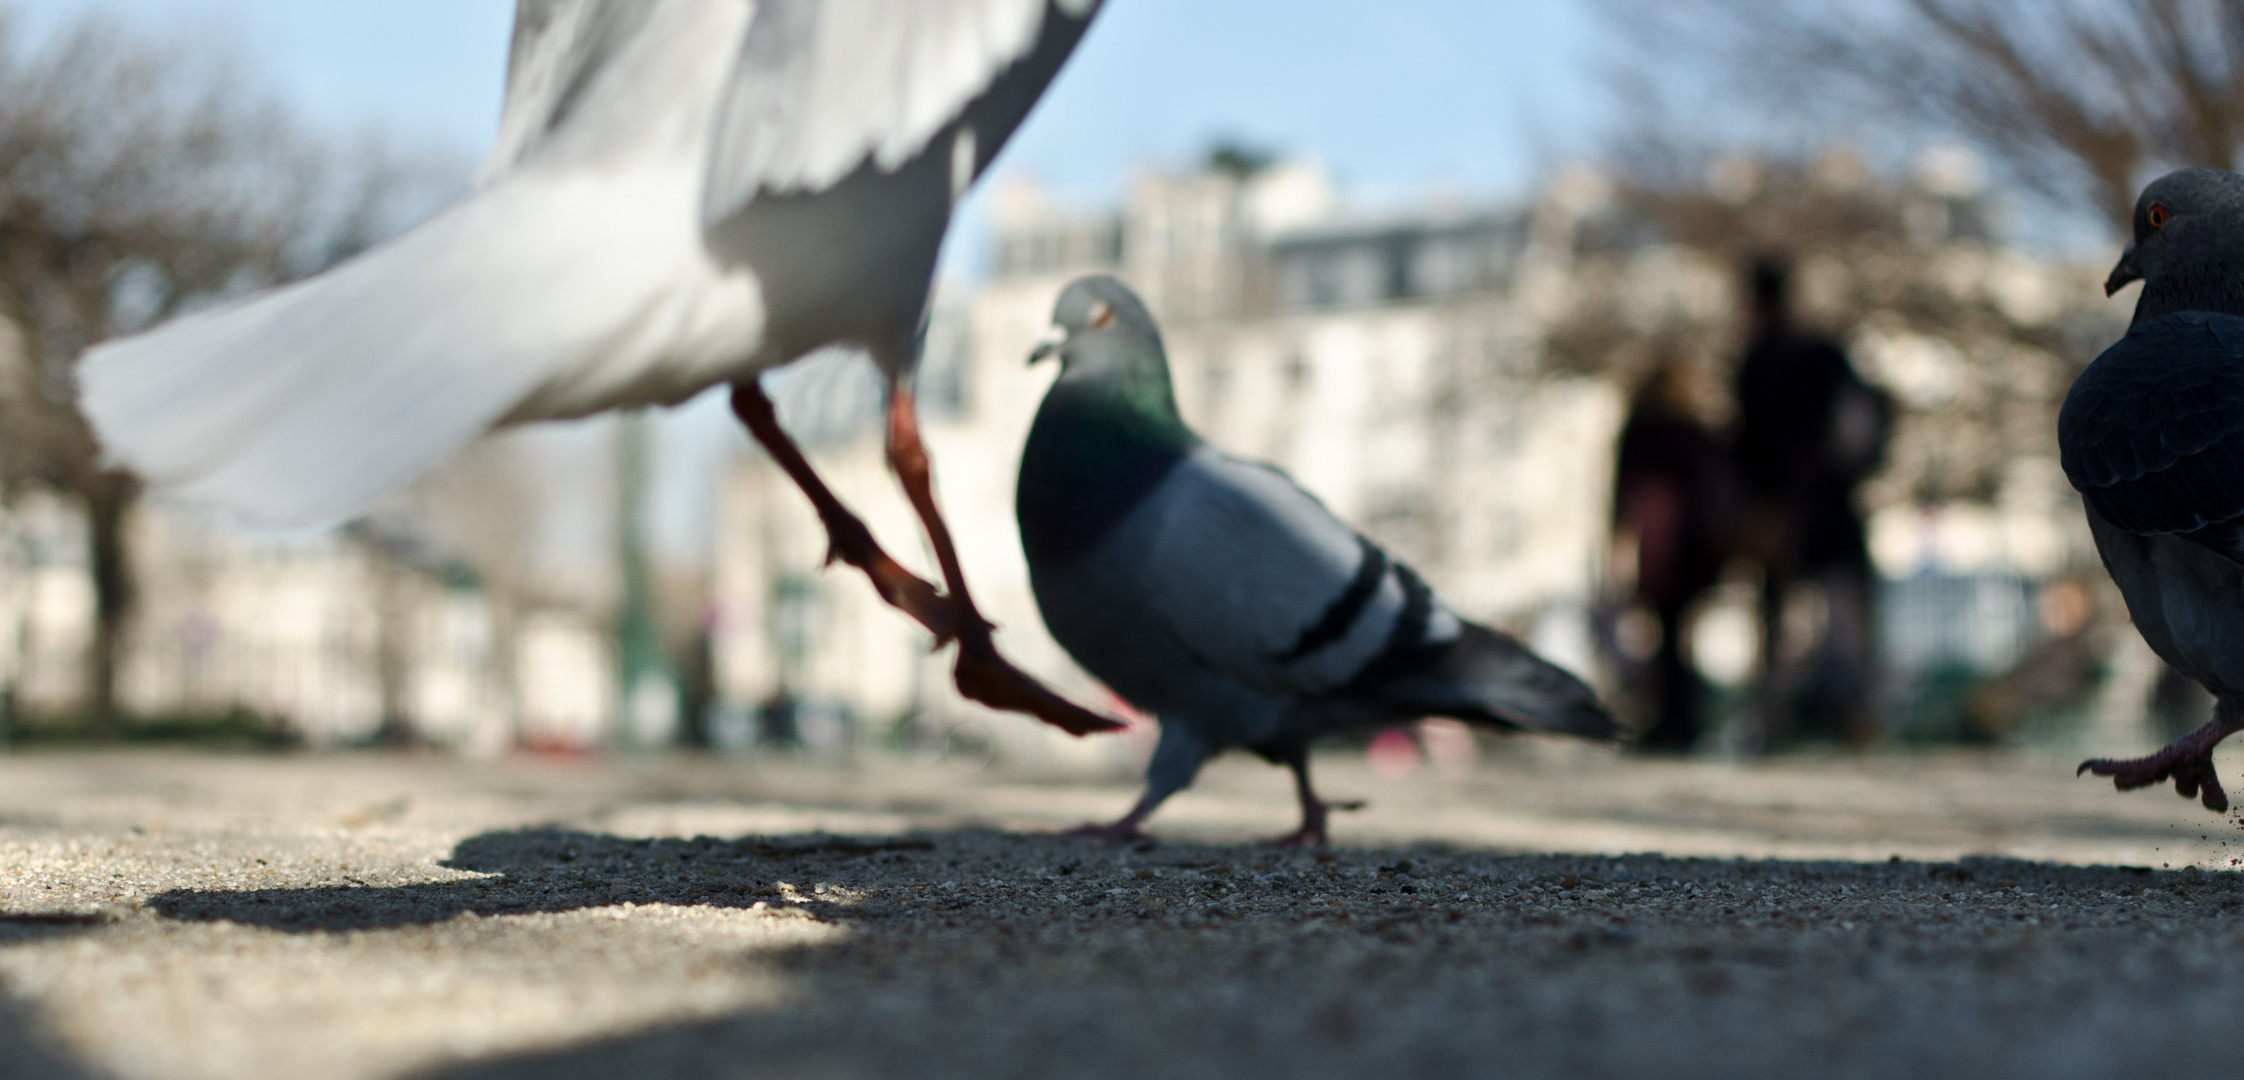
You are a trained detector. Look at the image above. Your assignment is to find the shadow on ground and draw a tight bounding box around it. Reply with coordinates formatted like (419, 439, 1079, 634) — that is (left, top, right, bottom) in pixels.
(0, 996, 100, 1080)
(0, 918, 111, 1080)
(148, 828, 946, 932)
(134, 826, 2244, 1079)
(0, 912, 114, 944)
(412, 839, 2244, 1080)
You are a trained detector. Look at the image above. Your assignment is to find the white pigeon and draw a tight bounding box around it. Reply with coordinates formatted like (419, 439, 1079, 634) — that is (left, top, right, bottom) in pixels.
(78, 0, 1120, 736)
(1018, 276, 1621, 844)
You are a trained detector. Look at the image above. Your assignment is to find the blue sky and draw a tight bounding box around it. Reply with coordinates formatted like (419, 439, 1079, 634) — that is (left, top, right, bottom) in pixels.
(1009, 0, 1607, 204)
(12, 0, 1612, 566)
(12, 0, 1611, 245)
(7, 1, 518, 150)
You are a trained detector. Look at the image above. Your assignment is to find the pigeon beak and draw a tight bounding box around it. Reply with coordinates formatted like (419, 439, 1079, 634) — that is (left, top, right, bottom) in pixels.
(1027, 325, 1067, 365)
(2105, 239, 2142, 297)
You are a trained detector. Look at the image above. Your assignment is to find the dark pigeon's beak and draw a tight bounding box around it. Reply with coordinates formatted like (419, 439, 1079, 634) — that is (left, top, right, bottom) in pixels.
(2105, 239, 2142, 297)
(1027, 325, 1067, 365)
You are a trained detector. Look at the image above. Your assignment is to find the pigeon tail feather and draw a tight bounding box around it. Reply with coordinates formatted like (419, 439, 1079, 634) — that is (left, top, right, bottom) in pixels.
(1356, 622, 1621, 742)
(80, 163, 764, 530)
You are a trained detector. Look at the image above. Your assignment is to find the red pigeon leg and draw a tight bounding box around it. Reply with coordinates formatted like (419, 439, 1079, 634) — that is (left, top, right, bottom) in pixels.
(1067, 792, 1163, 842)
(730, 382, 959, 643)
(1267, 745, 1363, 847)
(881, 375, 1123, 737)
(2079, 697, 2244, 812)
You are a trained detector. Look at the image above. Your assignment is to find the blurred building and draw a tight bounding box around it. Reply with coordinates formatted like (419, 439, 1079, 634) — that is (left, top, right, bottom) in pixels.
(711, 159, 1629, 765)
(713, 148, 2144, 757)
(0, 149, 2149, 756)
(0, 484, 615, 751)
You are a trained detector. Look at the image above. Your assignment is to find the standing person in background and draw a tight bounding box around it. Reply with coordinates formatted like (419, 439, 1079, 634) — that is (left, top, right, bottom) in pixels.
(1732, 258, 1891, 749)
(1611, 356, 1735, 751)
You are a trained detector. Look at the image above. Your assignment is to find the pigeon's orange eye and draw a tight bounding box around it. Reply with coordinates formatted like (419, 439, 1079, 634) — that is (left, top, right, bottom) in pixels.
(1088, 301, 1115, 329)
(2149, 203, 2169, 229)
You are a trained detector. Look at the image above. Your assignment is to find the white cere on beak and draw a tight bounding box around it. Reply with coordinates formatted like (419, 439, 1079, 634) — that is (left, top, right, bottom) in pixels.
(1029, 323, 1067, 363)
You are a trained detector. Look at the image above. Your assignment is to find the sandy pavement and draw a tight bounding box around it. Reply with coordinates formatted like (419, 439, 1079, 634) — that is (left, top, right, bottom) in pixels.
(2, 744, 2243, 1079)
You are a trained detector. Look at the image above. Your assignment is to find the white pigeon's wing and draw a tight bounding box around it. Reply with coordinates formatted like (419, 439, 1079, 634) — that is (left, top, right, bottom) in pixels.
(80, 3, 762, 529)
(1124, 447, 1461, 698)
(480, 0, 633, 182)
(80, 161, 764, 529)
(482, 0, 748, 184)
(702, 0, 1098, 220)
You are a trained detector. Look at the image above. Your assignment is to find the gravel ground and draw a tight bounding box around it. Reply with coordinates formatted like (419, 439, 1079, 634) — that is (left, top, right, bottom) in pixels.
(3, 745, 2244, 1079)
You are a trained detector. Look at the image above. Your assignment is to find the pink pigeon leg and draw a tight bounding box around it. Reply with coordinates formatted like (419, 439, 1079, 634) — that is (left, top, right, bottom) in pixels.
(2079, 697, 2244, 812)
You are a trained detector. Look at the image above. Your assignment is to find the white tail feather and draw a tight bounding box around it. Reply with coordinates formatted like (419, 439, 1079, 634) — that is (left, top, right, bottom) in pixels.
(80, 163, 765, 529)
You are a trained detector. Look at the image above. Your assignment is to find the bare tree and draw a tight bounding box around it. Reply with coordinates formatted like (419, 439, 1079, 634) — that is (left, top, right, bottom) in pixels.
(0, 9, 461, 729)
(1545, 153, 2114, 514)
(378, 436, 541, 744)
(1599, 0, 2244, 232)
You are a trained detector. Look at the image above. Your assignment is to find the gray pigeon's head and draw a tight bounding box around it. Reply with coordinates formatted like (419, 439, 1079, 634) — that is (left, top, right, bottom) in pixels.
(1028, 274, 1163, 373)
(2108, 168, 2244, 297)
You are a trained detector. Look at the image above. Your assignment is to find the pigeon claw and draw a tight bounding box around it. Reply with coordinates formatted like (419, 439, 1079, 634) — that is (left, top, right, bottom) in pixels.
(1265, 823, 1330, 848)
(2178, 758, 2228, 812)
(952, 629, 1127, 737)
(2079, 731, 2234, 813)
(1267, 795, 1362, 847)
(1064, 821, 1149, 843)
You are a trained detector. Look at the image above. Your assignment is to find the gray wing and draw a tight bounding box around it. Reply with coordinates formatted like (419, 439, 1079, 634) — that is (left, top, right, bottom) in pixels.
(702, 0, 1099, 220)
(2061, 311, 2244, 565)
(1124, 447, 1462, 700)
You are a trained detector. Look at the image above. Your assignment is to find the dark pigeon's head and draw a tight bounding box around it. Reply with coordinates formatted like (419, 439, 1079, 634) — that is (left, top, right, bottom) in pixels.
(2107, 168, 2244, 297)
(1028, 274, 1163, 374)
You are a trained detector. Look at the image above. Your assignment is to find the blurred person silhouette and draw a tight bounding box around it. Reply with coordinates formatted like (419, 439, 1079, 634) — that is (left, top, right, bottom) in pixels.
(1732, 257, 1891, 749)
(1610, 354, 1736, 751)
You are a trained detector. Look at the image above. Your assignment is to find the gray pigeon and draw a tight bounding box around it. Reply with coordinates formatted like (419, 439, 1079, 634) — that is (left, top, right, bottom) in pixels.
(1018, 276, 1622, 843)
(78, 0, 1118, 737)
(2065, 167, 2244, 811)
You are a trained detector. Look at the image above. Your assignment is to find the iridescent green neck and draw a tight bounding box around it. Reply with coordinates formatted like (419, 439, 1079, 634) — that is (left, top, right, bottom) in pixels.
(1016, 337, 1198, 564)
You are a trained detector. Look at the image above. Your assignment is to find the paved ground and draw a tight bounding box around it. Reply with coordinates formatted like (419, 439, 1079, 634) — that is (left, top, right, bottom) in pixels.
(3, 743, 2244, 1079)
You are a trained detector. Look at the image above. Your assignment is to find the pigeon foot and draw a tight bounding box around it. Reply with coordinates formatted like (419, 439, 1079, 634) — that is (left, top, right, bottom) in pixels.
(954, 628, 1126, 736)
(880, 379, 1121, 737)
(1067, 792, 1160, 842)
(1266, 799, 1365, 847)
(1064, 821, 1149, 843)
(1261, 746, 1361, 846)
(2079, 710, 2244, 812)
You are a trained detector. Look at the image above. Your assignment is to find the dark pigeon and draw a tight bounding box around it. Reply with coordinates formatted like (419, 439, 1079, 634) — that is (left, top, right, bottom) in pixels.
(1017, 275, 1622, 844)
(2063, 167, 2244, 811)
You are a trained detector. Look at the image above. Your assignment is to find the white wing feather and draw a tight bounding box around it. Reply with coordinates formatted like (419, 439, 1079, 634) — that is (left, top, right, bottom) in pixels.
(481, 0, 630, 183)
(703, 0, 1089, 219)
(80, 162, 763, 528)
(483, 0, 750, 183)
(79, 2, 759, 529)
